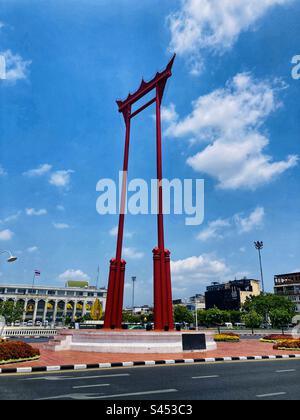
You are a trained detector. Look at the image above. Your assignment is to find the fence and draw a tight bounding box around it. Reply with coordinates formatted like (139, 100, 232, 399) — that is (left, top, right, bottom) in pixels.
(2, 328, 57, 338)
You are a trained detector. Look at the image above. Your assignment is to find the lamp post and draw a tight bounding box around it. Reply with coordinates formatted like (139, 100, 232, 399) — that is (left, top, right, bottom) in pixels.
(0, 250, 18, 264)
(254, 241, 264, 293)
(195, 303, 198, 331)
(132, 276, 136, 313)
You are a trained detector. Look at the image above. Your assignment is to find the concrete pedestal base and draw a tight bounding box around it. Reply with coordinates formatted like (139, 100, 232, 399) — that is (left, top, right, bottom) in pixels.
(46, 330, 217, 354)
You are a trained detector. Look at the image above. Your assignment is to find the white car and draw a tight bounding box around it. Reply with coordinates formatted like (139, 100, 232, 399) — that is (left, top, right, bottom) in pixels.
(27, 321, 33, 327)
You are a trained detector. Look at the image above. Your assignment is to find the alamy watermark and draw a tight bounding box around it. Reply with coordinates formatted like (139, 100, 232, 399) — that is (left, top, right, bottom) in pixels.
(96, 172, 204, 226)
(292, 55, 300, 80)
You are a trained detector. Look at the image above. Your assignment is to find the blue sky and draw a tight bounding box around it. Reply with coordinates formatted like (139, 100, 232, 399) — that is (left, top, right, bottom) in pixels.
(0, 0, 299, 305)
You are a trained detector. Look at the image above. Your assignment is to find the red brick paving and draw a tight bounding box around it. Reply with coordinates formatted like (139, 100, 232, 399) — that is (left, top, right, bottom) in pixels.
(1, 340, 300, 369)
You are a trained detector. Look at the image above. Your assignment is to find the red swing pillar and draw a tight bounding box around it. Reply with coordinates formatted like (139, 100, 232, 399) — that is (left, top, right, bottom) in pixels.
(153, 81, 174, 331)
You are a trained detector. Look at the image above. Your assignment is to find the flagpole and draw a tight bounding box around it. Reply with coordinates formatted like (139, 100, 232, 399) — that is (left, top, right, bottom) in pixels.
(96, 265, 100, 289)
(32, 272, 36, 290)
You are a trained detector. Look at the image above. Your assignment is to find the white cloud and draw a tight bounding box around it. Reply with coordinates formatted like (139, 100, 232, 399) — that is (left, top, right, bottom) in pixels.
(109, 226, 133, 238)
(0, 229, 14, 241)
(26, 208, 47, 216)
(0, 211, 21, 224)
(59, 269, 90, 282)
(0, 165, 7, 177)
(197, 218, 230, 241)
(235, 206, 265, 233)
(53, 222, 70, 230)
(166, 73, 298, 190)
(27, 246, 38, 253)
(198, 207, 265, 240)
(171, 254, 230, 288)
(168, 0, 294, 74)
(23, 164, 52, 177)
(123, 247, 144, 260)
(56, 205, 65, 211)
(0, 49, 31, 82)
(49, 170, 74, 188)
(161, 103, 179, 124)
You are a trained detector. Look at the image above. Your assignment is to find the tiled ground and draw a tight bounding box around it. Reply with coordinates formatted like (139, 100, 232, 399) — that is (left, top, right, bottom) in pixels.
(1, 340, 300, 369)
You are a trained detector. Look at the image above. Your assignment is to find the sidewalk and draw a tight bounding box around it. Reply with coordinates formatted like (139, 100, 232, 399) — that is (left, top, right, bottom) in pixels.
(1, 340, 300, 372)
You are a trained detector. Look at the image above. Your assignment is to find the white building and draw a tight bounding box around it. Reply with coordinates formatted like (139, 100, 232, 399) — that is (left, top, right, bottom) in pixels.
(274, 272, 300, 313)
(0, 281, 107, 325)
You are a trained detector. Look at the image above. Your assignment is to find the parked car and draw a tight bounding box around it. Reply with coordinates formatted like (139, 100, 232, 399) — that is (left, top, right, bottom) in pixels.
(27, 321, 33, 327)
(35, 321, 42, 327)
(14, 321, 21, 327)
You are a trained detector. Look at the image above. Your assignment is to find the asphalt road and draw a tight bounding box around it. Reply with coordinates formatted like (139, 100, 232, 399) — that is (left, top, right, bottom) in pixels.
(1, 359, 300, 400)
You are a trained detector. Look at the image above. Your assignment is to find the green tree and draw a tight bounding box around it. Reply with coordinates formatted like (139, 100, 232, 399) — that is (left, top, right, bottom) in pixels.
(243, 294, 296, 322)
(196, 310, 208, 326)
(242, 311, 263, 334)
(122, 312, 141, 324)
(269, 309, 293, 334)
(0, 301, 25, 324)
(173, 305, 194, 324)
(205, 308, 226, 333)
(228, 311, 242, 324)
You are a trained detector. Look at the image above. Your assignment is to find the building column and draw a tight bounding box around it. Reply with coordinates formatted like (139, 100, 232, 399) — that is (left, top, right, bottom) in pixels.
(53, 301, 58, 324)
(42, 300, 48, 323)
(72, 301, 77, 322)
(82, 300, 87, 317)
(32, 300, 38, 324)
(62, 301, 67, 325)
(23, 299, 28, 322)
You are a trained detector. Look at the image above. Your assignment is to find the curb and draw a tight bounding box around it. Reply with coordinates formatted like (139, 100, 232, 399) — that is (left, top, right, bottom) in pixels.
(1, 354, 300, 375)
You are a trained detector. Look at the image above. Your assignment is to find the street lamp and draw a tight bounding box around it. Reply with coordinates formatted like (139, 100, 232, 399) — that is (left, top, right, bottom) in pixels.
(0, 250, 18, 264)
(132, 276, 137, 312)
(254, 241, 264, 293)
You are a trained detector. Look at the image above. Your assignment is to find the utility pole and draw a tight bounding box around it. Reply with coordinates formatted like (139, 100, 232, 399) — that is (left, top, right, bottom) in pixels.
(96, 265, 100, 289)
(132, 276, 136, 312)
(254, 241, 265, 293)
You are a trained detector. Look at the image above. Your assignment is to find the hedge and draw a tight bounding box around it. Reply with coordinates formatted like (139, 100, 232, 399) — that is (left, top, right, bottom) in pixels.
(273, 340, 300, 351)
(214, 333, 240, 342)
(0, 341, 40, 363)
(260, 334, 294, 343)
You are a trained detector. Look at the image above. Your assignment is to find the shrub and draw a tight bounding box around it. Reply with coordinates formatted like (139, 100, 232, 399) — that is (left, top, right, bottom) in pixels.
(273, 340, 300, 350)
(214, 334, 240, 342)
(0, 341, 40, 363)
(260, 334, 294, 343)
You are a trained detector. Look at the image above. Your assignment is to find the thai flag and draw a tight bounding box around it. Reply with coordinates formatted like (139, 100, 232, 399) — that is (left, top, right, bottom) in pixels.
(34, 270, 41, 277)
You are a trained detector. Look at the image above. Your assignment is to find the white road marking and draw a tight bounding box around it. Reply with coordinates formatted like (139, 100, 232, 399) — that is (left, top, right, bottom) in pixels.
(21, 373, 130, 381)
(192, 375, 220, 379)
(38, 389, 178, 400)
(257, 392, 287, 398)
(276, 369, 296, 373)
(72, 384, 111, 389)
(90, 389, 178, 399)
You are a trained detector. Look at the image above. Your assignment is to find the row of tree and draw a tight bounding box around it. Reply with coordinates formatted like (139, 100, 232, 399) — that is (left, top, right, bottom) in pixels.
(173, 294, 296, 333)
(0, 294, 296, 331)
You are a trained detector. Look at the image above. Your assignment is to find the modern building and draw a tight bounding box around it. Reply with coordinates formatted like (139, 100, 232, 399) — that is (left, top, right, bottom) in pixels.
(173, 294, 206, 312)
(0, 281, 107, 325)
(274, 272, 300, 312)
(205, 278, 261, 311)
